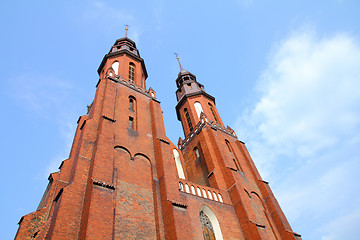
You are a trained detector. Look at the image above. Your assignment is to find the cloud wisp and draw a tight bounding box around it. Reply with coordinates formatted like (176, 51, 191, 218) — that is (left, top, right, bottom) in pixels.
(8, 73, 74, 116)
(81, 1, 141, 42)
(7, 72, 83, 178)
(236, 29, 360, 239)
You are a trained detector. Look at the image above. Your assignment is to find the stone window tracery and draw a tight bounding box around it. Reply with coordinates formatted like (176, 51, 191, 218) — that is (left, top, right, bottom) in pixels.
(200, 211, 216, 240)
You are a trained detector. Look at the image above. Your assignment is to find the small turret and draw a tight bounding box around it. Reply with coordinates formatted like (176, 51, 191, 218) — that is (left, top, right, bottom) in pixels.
(174, 54, 223, 136)
(97, 27, 148, 88)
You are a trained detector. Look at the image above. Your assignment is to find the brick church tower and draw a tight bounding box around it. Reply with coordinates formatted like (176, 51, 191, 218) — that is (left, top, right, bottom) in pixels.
(15, 34, 301, 239)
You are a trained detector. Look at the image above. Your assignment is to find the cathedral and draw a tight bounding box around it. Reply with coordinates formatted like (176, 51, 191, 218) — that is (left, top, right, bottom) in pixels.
(15, 33, 301, 239)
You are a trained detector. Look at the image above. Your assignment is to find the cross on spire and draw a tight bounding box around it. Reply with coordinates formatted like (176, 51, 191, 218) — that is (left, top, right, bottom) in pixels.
(125, 25, 129, 38)
(174, 53, 185, 72)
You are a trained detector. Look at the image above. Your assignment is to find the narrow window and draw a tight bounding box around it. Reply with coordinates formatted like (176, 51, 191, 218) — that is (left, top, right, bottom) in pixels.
(208, 103, 218, 123)
(184, 108, 193, 132)
(112, 61, 119, 75)
(128, 117, 134, 130)
(129, 98, 134, 111)
(194, 147, 200, 159)
(194, 102, 204, 119)
(129, 63, 135, 83)
(226, 140, 242, 172)
(173, 149, 185, 179)
(233, 159, 240, 171)
(225, 141, 233, 156)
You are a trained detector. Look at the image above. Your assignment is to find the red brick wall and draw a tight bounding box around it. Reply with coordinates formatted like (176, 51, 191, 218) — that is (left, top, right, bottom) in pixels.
(16, 39, 300, 240)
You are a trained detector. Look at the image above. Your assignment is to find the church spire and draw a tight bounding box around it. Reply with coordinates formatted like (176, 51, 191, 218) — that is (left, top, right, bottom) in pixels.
(174, 53, 186, 73)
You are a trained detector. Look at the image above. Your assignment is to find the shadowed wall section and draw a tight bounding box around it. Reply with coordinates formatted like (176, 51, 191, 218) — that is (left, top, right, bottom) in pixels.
(114, 147, 156, 239)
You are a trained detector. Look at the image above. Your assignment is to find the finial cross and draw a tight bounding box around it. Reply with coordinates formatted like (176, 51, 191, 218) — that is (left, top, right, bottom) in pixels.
(174, 53, 184, 72)
(125, 24, 129, 38)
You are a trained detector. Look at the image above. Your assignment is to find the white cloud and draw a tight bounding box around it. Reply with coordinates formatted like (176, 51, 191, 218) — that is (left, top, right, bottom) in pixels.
(236, 29, 360, 239)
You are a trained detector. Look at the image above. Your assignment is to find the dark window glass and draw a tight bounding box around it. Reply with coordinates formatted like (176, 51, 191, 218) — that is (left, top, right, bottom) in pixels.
(233, 159, 240, 171)
(184, 108, 193, 132)
(209, 103, 218, 123)
(129, 99, 134, 111)
(129, 117, 134, 129)
(129, 64, 135, 83)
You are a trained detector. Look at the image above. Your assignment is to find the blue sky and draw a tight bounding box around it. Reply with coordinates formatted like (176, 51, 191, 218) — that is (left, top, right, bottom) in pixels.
(1, 1, 359, 239)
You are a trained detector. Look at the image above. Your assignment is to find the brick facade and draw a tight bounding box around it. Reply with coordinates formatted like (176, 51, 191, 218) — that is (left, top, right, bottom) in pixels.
(15, 37, 301, 240)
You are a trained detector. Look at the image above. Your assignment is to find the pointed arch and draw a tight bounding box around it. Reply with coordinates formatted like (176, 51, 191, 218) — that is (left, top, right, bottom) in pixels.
(225, 140, 243, 172)
(194, 101, 204, 119)
(113, 149, 156, 239)
(112, 61, 119, 75)
(133, 153, 151, 164)
(200, 205, 223, 240)
(251, 191, 266, 210)
(172, 149, 185, 179)
(128, 95, 136, 112)
(244, 189, 251, 198)
(106, 67, 115, 77)
(208, 103, 218, 123)
(128, 95, 137, 130)
(114, 146, 131, 158)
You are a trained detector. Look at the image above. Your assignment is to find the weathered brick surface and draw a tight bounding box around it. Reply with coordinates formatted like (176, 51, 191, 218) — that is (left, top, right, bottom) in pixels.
(16, 37, 300, 240)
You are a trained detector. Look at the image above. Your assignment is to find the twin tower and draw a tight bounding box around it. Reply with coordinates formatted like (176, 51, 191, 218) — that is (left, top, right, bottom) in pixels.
(15, 37, 301, 239)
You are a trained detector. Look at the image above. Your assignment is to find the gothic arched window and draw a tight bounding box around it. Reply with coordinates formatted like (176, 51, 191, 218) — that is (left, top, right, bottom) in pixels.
(128, 96, 137, 131)
(129, 96, 136, 112)
(208, 103, 218, 123)
(129, 62, 135, 83)
(173, 149, 185, 179)
(225, 140, 242, 172)
(129, 99, 134, 110)
(128, 116, 134, 130)
(194, 102, 204, 119)
(112, 61, 119, 76)
(200, 211, 216, 240)
(184, 108, 193, 132)
(200, 206, 223, 240)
